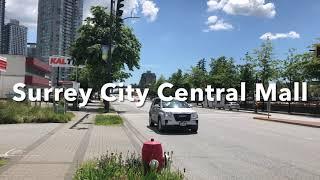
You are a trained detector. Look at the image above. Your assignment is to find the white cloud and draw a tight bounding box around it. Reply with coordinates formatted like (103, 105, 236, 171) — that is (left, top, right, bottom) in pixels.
(140, 0, 159, 22)
(84, 0, 140, 19)
(206, 16, 218, 24)
(207, 0, 276, 18)
(204, 16, 233, 32)
(260, 31, 301, 40)
(5, 0, 38, 28)
(207, 0, 227, 12)
(4, 0, 158, 31)
(84, 0, 158, 22)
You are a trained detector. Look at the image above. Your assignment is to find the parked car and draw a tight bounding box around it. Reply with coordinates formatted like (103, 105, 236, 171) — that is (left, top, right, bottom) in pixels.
(224, 102, 240, 111)
(149, 98, 199, 133)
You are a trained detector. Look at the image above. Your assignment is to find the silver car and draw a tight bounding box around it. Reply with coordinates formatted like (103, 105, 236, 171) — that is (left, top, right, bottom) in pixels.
(149, 98, 199, 133)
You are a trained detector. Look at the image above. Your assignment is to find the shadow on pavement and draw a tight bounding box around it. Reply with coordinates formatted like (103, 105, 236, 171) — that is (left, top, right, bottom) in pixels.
(117, 111, 129, 114)
(147, 126, 197, 136)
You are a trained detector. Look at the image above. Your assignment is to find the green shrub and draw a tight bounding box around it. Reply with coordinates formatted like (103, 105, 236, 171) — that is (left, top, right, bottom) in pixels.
(95, 115, 123, 126)
(74, 152, 184, 180)
(0, 101, 74, 124)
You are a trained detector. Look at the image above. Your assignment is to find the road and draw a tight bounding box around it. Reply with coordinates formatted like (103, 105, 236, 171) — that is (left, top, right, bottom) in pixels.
(112, 100, 320, 180)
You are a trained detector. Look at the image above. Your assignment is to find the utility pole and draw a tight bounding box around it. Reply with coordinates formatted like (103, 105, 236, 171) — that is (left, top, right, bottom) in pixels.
(254, 74, 258, 113)
(104, 0, 115, 113)
(104, 0, 125, 112)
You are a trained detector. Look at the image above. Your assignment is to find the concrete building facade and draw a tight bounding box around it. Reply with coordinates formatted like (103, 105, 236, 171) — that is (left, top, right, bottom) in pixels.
(37, 0, 83, 81)
(0, 0, 5, 53)
(27, 43, 37, 58)
(3, 19, 28, 56)
(0, 55, 51, 98)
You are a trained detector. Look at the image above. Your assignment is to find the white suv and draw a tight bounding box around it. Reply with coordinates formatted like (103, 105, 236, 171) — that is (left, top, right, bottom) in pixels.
(149, 98, 199, 133)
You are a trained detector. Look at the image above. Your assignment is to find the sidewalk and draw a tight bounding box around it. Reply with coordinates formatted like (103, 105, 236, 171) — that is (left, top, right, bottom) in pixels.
(254, 113, 320, 128)
(194, 105, 320, 128)
(0, 102, 136, 180)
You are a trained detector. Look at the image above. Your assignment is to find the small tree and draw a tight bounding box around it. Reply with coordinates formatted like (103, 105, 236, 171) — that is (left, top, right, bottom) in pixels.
(252, 40, 279, 85)
(70, 6, 141, 111)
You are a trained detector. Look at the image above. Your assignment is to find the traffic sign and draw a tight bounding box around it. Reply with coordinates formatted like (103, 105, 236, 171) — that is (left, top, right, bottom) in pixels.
(49, 56, 75, 68)
(0, 56, 7, 72)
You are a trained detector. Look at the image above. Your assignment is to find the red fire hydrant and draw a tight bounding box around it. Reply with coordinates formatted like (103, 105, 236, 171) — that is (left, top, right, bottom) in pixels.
(142, 138, 164, 172)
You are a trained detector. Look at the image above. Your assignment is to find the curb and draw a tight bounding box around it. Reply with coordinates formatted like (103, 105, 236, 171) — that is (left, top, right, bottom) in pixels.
(253, 117, 320, 128)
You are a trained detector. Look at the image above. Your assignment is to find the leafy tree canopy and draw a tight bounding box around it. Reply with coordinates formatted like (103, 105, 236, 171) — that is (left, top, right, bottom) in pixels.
(70, 6, 141, 90)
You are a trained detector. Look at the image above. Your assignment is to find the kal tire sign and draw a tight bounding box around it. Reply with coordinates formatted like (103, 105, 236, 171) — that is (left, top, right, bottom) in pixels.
(49, 56, 75, 68)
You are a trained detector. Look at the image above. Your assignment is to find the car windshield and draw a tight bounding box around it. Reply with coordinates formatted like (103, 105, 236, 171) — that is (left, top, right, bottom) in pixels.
(162, 100, 190, 108)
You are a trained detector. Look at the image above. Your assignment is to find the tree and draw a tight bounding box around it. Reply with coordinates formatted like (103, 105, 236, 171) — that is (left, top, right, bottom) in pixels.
(167, 69, 191, 99)
(149, 75, 167, 98)
(70, 6, 141, 111)
(169, 69, 190, 88)
(70, 67, 90, 91)
(239, 52, 256, 97)
(209, 56, 239, 89)
(278, 48, 306, 112)
(281, 49, 305, 88)
(252, 40, 279, 85)
(187, 67, 208, 89)
(298, 51, 320, 81)
(197, 58, 207, 72)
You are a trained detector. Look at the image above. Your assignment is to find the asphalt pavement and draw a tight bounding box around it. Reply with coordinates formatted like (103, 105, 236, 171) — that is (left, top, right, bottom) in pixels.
(112, 100, 320, 180)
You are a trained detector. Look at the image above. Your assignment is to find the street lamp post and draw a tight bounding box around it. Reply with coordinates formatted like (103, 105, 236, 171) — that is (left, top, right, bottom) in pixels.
(102, 0, 129, 112)
(104, 0, 115, 113)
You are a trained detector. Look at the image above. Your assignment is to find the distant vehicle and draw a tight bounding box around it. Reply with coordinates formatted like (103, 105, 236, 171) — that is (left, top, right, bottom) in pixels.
(149, 98, 199, 133)
(224, 102, 240, 111)
(203, 94, 226, 109)
(213, 95, 226, 109)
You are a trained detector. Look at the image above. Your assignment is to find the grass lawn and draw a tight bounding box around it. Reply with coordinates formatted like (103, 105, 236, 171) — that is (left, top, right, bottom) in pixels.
(95, 114, 123, 126)
(0, 101, 75, 124)
(0, 158, 7, 167)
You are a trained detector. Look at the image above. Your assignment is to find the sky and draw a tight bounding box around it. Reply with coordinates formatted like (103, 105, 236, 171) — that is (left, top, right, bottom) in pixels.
(5, 0, 320, 84)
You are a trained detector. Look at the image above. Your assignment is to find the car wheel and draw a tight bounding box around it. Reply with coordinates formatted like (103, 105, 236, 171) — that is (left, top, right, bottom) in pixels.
(158, 117, 164, 132)
(149, 115, 155, 127)
(191, 126, 198, 133)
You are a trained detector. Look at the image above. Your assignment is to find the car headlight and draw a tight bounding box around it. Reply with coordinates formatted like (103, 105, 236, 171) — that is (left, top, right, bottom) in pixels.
(165, 112, 174, 118)
(191, 113, 198, 119)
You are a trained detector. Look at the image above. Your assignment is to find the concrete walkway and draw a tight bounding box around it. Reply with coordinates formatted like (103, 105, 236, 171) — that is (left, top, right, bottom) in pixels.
(253, 112, 320, 128)
(0, 102, 136, 180)
(192, 105, 320, 128)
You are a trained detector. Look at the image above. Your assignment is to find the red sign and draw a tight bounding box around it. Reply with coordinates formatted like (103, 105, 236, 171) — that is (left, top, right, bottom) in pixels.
(0, 56, 7, 72)
(49, 56, 75, 68)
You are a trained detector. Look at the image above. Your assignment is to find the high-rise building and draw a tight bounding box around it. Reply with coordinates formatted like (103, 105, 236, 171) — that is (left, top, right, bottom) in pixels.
(2, 19, 28, 56)
(27, 43, 37, 57)
(37, 0, 83, 81)
(139, 71, 157, 88)
(0, 0, 5, 53)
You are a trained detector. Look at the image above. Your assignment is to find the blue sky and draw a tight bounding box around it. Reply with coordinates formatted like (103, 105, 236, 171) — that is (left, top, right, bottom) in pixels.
(20, 0, 320, 84)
